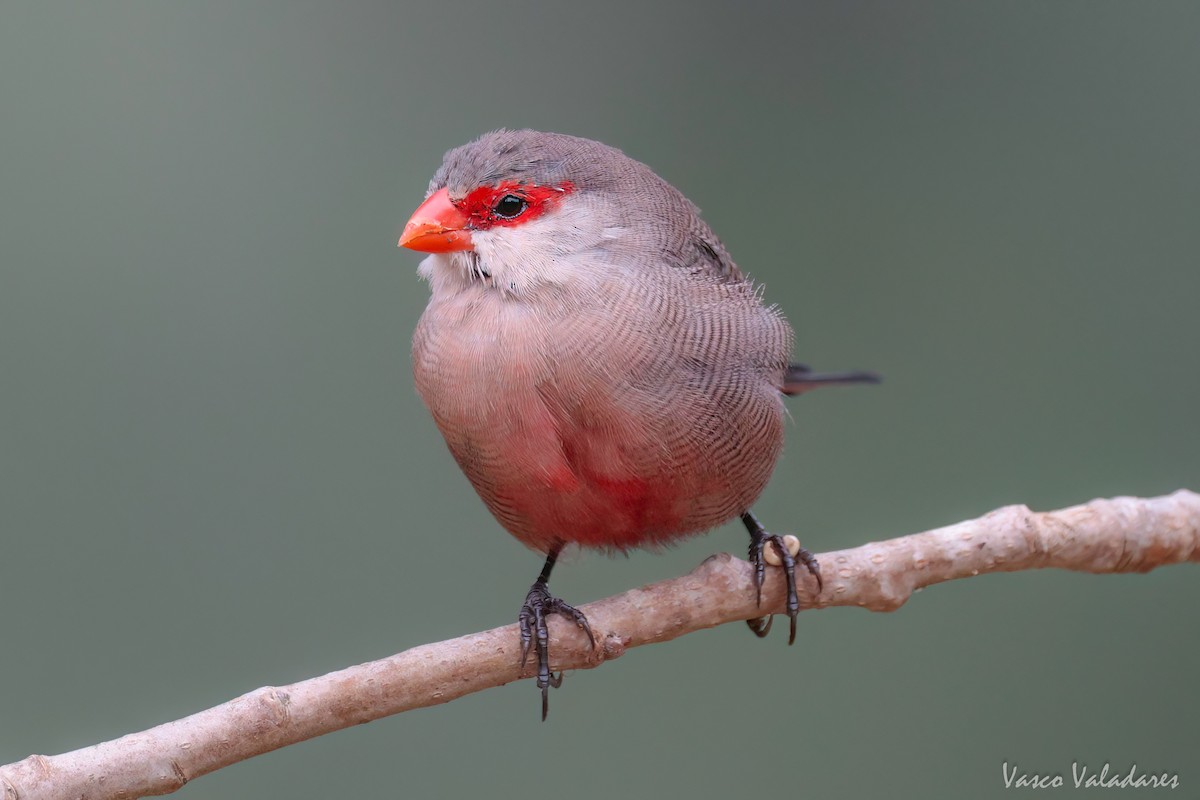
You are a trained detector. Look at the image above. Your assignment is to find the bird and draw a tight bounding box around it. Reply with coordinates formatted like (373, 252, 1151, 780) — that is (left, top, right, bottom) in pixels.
(398, 129, 877, 719)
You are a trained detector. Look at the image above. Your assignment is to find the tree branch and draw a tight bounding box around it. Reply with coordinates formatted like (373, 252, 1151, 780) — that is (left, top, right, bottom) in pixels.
(4, 490, 1198, 800)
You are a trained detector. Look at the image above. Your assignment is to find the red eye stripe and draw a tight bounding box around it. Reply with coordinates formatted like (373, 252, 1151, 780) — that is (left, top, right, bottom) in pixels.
(457, 180, 575, 230)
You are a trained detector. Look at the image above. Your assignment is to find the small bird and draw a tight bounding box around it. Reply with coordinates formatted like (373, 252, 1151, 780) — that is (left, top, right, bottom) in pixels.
(399, 130, 876, 718)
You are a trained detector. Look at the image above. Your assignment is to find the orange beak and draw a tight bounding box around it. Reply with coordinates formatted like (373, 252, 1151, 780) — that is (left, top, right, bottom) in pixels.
(398, 187, 474, 252)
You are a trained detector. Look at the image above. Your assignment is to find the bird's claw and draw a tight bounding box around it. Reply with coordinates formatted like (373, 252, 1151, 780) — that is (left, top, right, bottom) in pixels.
(747, 530, 822, 645)
(518, 580, 595, 721)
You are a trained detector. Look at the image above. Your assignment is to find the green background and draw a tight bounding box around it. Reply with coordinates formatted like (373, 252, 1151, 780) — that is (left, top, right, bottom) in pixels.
(2, 2, 1197, 798)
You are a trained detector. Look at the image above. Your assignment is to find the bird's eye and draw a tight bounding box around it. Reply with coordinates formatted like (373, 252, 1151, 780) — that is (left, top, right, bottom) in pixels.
(492, 194, 528, 219)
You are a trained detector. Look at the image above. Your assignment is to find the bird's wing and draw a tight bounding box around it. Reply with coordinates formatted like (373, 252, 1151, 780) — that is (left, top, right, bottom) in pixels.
(688, 232, 746, 283)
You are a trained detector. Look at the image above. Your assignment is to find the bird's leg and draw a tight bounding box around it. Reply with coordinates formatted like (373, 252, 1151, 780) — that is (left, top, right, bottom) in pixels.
(741, 510, 822, 645)
(517, 543, 595, 721)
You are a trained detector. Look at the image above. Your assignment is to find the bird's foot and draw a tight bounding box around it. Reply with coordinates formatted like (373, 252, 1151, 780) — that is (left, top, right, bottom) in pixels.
(746, 524, 822, 645)
(518, 579, 595, 721)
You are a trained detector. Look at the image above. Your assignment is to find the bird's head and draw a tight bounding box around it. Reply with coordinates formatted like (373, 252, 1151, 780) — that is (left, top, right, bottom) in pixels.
(399, 130, 699, 297)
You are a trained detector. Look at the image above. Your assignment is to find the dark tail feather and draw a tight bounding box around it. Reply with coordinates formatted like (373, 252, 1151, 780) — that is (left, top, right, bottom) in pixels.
(782, 363, 881, 396)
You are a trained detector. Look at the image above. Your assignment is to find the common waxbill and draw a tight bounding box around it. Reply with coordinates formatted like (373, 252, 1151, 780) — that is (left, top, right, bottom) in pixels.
(399, 129, 876, 718)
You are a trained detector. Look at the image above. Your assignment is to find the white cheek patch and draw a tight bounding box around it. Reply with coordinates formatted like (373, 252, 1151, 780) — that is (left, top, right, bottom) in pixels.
(473, 202, 612, 294)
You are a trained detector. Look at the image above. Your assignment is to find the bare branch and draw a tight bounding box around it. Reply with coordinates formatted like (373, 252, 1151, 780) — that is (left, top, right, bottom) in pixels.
(3, 490, 1197, 800)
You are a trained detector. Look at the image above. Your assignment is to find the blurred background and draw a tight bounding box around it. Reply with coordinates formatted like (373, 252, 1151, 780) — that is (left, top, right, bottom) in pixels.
(1, 2, 1197, 797)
